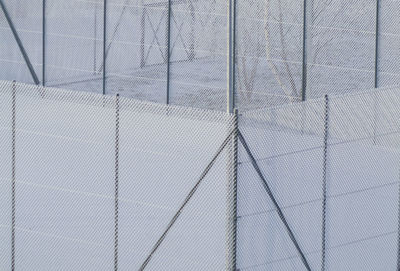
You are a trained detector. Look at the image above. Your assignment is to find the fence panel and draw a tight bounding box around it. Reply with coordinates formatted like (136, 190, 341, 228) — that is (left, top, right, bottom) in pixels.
(12, 83, 116, 270)
(0, 81, 13, 270)
(238, 100, 326, 270)
(45, 0, 103, 92)
(235, 0, 304, 110)
(105, 0, 168, 102)
(377, 0, 400, 87)
(1, 0, 400, 112)
(169, 0, 228, 110)
(239, 86, 400, 270)
(307, 0, 377, 98)
(325, 89, 400, 270)
(117, 97, 234, 269)
(0, 80, 236, 270)
(0, 0, 42, 84)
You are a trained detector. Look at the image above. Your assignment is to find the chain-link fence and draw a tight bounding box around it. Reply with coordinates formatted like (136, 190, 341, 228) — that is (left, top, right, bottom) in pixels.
(238, 85, 400, 270)
(1, 80, 400, 270)
(1, 0, 399, 112)
(0, 80, 238, 270)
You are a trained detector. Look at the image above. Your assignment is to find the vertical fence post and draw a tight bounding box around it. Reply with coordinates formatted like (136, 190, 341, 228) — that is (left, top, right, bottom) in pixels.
(140, 3, 146, 68)
(189, 1, 195, 61)
(226, 109, 238, 270)
(166, 0, 172, 104)
(372, 0, 380, 145)
(114, 94, 120, 271)
(94, 2, 98, 74)
(42, 0, 46, 86)
(301, 0, 309, 101)
(397, 151, 400, 270)
(102, 0, 107, 95)
(321, 94, 330, 271)
(227, 0, 236, 113)
(11, 80, 17, 271)
(374, 0, 380, 89)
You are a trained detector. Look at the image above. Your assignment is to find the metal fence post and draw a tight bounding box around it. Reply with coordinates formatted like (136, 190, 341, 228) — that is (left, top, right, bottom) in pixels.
(102, 0, 107, 95)
(94, 2, 98, 74)
(11, 80, 17, 271)
(227, 0, 236, 113)
(189, 1, 195, 61)
(166, 0, 172, 104)
(321, 94, 330, 271)
(397, 153, 400, 270)
(226, 109, 238, 270)
(114, 94, 120, 271)
(301, 0, 310, 101)
(140, 3, 146, 68)
(372, 0, 380, 145)
(42, 0, 46, 86)
(374, 0, 380, 89)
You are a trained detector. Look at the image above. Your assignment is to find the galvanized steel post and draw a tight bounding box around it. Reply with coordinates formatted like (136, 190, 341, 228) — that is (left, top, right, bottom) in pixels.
(227, 0, 236, 113)
(374, 0, 380, 88)
(166, 0, 172, 104)
(226, 109, 238, 270)
(102, 0, 107, 95)
(321, 94, 330, 271)
(42, 0, 46, 86)
(301, 0, 310, 101)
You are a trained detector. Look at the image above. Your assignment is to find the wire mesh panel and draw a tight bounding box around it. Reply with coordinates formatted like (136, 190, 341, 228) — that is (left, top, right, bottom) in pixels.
(169, 0, 228, 110)
(117, 97, 235, 269)
(238, 100, 326, 270)
(0, 81, 13, 270)
(239, 86, 400, 270)
(0, 0, 42, 84)
(377, 0, 400, 88)
(325, 89, 400, 270)
(0, 80, 237, 270)
(235, 0, 304, 110)
(46, 0, 104, 92)
(105, 0, 168, 102)
(307, 0, 376, 98)
(12, 83, 116, 270)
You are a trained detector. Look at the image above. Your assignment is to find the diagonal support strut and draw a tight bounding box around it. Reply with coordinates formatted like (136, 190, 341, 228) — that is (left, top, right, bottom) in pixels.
(139, 128, 236, 270)
(238, 131, 312, 271)
(0, 0, 40, 85)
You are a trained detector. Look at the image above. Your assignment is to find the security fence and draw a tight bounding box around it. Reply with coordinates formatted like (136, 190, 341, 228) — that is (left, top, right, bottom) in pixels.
(1, 0, 400, 112)
(1, 80, 400, 270)
(0, 80, 237, 270)
(238, 85, 400, 270)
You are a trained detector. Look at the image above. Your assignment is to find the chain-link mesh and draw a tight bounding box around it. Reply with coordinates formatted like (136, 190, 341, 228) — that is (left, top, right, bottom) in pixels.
(45, 0, 104, 92)
(1, 80, 400, 270)
(238, 86, 400, 270)
(1, 0, 400, 111)
(235, 0, 304, 109)
(105, 0, 168, 102)
(377, 0, 400, 88)
(307, 0, 377, 98)
(238, 100, 326, 270)
(168, 0, 228, 110)
(116, 94, 235, 269)
(324, 88, 400, 270)
(12, 82, 115, 270)
(0, 80, 237, 270)
(0, 81, 13, 270)
(0, 0, 42, 84)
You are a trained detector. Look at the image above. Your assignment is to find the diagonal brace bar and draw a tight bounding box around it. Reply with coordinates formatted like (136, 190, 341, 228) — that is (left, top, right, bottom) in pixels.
(139, 128, 236, 270)
(238, 131, 312, 271)
(0, 0, 40, 85)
